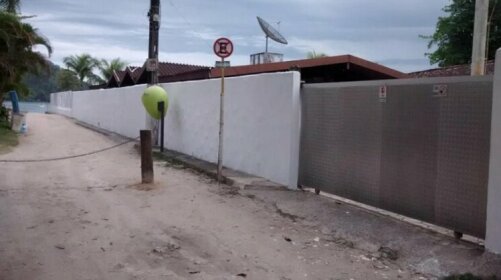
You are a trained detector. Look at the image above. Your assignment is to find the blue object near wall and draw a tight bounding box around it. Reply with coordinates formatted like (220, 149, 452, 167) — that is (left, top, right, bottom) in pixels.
(9, 91, 20, 114)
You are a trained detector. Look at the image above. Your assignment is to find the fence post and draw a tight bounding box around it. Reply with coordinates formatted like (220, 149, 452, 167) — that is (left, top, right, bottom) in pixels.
(140, 130, 154, 184)
(486, 48, 501, 254)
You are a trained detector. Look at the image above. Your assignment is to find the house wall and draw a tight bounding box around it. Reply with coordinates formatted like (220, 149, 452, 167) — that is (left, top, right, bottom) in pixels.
(486, 49, 501, 254)
(49, 72, 301, 188)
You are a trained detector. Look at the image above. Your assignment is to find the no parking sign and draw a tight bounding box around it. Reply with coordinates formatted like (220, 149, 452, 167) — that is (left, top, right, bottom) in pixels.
(213, 37, 233, 183)
(213, 37, 234, 59)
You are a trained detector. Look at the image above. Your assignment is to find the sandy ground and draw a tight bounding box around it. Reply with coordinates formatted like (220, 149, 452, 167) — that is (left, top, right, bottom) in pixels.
(0, 113, 499, 280)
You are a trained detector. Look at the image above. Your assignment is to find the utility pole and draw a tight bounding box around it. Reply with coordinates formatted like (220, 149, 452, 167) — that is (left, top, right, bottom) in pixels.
(471, 0, 489, 76)
(148, 0, 160, 84)
(146, 0, 161, 145)
(139, 0, 160, 184)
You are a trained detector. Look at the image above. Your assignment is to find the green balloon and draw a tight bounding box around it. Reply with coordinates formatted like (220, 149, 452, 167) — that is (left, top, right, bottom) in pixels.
(142, 85, 168, 120)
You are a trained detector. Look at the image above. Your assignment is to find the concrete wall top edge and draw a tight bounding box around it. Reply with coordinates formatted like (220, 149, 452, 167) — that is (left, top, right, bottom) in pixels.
(304, 75, 493, 89)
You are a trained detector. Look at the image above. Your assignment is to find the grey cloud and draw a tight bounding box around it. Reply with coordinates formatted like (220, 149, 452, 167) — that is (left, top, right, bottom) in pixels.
(23, 0, 449, 72)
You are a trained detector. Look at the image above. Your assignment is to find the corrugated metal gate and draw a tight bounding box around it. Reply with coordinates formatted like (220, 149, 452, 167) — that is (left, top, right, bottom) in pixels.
(299, 76, 493, 238)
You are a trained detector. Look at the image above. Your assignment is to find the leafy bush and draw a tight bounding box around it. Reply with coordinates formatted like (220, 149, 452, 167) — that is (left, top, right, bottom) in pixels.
(0, 105, 8, 122)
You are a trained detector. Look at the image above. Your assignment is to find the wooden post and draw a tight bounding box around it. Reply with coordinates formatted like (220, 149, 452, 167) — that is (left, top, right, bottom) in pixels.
(140, 130, 154, 183)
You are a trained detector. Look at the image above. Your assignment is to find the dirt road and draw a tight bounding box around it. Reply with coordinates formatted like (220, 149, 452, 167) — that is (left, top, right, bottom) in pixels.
(0, 114, 496, 280)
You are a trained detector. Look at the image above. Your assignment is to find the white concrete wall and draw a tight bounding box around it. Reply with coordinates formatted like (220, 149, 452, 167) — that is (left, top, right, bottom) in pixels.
(486, 48, 501, 254)
(71, 85, 147, 139)
(49, 91, 73, 117)
(48, 72, 301, 188)
(160, 72, 301, 188)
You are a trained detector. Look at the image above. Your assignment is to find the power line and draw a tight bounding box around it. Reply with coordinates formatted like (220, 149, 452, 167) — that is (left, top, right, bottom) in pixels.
(166, 0, 209, 39)
(167, 0, 194, 28)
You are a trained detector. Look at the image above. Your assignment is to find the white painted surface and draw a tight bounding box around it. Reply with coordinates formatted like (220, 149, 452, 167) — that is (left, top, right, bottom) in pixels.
(72, 85, 148, 139)
(49, 72, 301, 188)
(161, 72, 301, 188)
(49, 91, 73, 117)
(160, 80, 220, 163)
(50, 86, 148, 139)
(486, 49, 501, 254)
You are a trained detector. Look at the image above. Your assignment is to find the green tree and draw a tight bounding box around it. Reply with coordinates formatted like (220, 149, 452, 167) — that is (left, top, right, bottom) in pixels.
(0, 0, 20, 13)
(99, 58, 127, 81)
(63, 54, 102, 85)
(22, 62, 60, 101)
(424, 0, 501, 67)
(307, 50, 328, 59)
(0, 12, 52, 104)
(57, 69, 82, 91)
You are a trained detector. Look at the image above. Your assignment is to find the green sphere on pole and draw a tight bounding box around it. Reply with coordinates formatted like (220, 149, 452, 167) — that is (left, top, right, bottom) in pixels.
(142, 85, 168, 120)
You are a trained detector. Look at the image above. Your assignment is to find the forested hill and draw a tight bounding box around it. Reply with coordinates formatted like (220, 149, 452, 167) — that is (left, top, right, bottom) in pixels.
(22, 61, 61, 102)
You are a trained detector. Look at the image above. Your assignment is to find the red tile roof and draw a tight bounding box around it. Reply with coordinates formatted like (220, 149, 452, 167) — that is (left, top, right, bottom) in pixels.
(210, 55, 406, 79)
(409, 61, 495, 78)
(134, 62, 210, 85)
(157, 62, 208, 77)
(106, 62, 210, 87)
(106, 69, 127, 88)
(127, 66, 143, 81)
(114, 70, 127, 82)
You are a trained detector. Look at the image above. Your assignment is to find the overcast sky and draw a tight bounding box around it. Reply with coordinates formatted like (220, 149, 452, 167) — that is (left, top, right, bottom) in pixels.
(23, 0, 449, 73)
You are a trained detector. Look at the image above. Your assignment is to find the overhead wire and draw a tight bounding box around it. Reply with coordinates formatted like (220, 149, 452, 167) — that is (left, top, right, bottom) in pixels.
(166, 0, 209, 41)
(0, 137, 139, 163)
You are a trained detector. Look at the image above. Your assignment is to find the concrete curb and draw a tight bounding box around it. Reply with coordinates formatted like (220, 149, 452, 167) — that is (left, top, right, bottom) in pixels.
(74, 121, 138, 143)
(153, 149, 288, 191)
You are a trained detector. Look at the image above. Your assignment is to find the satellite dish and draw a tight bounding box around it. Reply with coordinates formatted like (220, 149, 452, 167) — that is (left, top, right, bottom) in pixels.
(257, 16, 288, 53)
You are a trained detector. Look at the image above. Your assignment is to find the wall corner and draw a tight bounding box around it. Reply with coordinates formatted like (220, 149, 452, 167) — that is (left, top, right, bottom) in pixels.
(287, 71, 302, 189)
(486, 48, 501, 254)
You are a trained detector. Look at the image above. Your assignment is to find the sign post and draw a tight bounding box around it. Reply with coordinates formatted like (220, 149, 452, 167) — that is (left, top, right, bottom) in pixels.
(213, 37, 234, 183)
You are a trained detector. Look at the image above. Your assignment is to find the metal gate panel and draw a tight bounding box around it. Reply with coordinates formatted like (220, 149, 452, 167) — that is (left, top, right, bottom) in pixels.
(379, 84, 439, 222)
(299, 76, 493, 238)
(435, 81, 492, 238)
(300, 86, 383, 206)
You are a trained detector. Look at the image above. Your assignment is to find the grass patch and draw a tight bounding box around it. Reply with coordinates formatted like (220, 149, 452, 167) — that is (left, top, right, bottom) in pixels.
(0, 119, 18, 155)
(153, 152, 186, 169)
(442, 274, 497, 280)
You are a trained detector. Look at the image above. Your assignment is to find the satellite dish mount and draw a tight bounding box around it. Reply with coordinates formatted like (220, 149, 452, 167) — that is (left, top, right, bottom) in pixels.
(253, 16, 288, 64)
(257, 16, 288, 52)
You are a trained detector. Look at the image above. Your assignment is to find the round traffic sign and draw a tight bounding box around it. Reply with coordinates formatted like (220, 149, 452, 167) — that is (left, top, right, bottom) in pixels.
(213, 37, 233, 59)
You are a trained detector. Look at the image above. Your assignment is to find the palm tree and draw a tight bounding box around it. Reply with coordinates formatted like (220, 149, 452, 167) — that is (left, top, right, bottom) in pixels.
(63, 54, 102, 85)
(99, 58, 127, 82)
(307, 50, 328, 59)
(0, 0, 20, 13)
(57, 69, 82, 91)
(0, 12, 52, 104)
